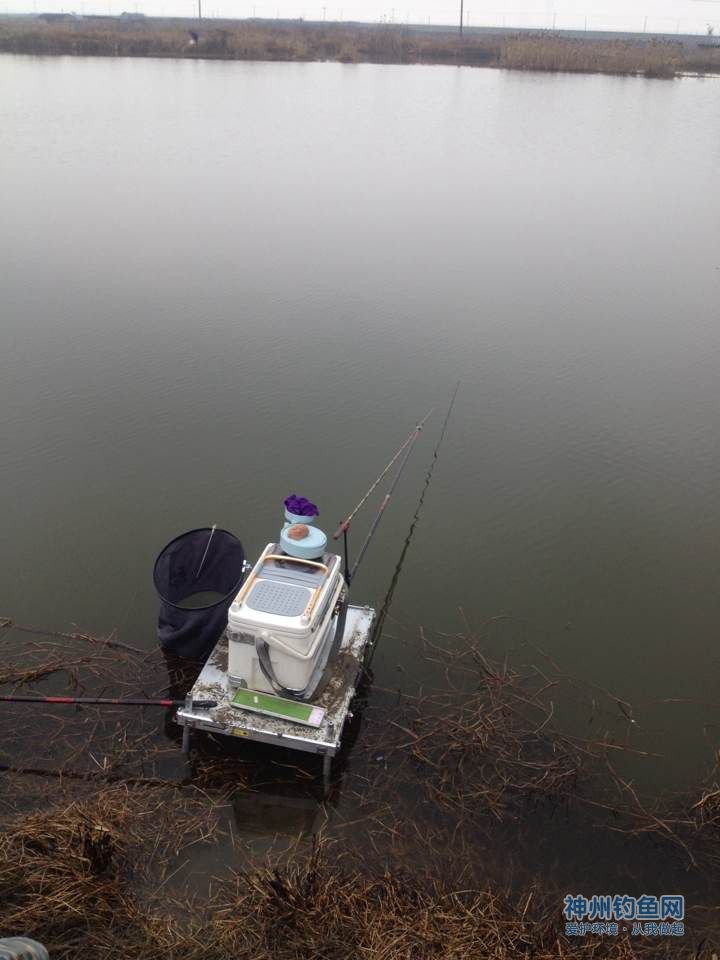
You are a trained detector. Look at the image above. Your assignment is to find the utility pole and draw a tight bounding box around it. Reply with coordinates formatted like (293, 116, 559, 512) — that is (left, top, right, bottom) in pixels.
(459, 0, 463, 35)
(198, 0, 202, 21)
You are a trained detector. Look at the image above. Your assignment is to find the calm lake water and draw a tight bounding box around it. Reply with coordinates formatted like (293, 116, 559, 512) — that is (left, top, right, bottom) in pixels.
(2, 54, 720, 807)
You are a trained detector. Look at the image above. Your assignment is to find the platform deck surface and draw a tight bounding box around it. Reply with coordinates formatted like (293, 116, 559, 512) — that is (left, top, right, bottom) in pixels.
(176, 605, 375, 755)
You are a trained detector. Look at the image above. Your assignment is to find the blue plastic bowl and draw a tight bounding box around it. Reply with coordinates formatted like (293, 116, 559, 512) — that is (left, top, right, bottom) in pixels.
(284, 509, 318, 526)
(280, 524, 327, 560)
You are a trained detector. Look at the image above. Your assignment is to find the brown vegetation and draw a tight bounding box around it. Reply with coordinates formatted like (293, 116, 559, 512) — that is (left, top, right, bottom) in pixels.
(0, 784, 717, 959)
(0, 791, 704, 960)
(499, 36, 684, 78)
(1, 616, 720, 956)
(1, 18, 719, 77)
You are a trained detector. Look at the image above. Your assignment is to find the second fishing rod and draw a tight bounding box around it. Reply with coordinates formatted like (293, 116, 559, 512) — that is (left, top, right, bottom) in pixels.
(333, 407, 434, 586)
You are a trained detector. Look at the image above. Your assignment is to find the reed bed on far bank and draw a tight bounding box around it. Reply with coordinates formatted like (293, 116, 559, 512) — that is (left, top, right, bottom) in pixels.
(1, 18, 719, 77)
(499, 36, 685, 78)
(0, 18, 498, 64)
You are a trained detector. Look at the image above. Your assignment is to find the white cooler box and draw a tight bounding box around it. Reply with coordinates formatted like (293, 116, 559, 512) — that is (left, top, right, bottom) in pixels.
(227, 544, 344, 695)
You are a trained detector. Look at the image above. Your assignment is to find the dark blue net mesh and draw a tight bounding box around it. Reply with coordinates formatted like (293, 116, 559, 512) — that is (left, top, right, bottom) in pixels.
(153, 528, 245, 659)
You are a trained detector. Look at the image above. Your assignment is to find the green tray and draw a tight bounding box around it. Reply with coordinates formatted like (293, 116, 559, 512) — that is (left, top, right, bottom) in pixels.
(230, 688, 325, 728)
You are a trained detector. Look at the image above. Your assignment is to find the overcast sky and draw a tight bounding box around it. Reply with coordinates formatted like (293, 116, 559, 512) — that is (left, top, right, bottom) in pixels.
(6, 0, 719, 35)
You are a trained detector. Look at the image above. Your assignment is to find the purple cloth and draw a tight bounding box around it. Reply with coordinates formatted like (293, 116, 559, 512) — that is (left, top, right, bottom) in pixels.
(284, 494, 319, 517)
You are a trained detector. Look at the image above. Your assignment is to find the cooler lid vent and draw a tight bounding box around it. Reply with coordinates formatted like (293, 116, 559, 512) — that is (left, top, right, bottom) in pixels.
(246, 580, 311, 617)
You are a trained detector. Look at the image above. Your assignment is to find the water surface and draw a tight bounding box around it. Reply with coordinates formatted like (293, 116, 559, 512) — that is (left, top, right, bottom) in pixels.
(2, 55, 720, 798)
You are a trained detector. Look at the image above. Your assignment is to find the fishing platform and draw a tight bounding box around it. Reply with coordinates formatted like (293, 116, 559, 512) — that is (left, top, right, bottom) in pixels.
(153, 412, 435, 788)
(158, 495, 384, 787)
(176, 603, 374, 785)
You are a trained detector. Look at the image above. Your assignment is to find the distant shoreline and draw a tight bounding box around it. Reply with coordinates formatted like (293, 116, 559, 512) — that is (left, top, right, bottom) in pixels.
(2, 17, 719, 78)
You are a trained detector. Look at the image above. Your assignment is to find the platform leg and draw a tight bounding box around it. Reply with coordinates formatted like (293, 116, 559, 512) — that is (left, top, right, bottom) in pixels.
(181, 724, 191, 755)
(322, 753, 332, 793)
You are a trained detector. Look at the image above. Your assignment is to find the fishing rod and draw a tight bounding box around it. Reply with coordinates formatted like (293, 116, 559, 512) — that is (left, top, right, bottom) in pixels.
(365, 380, 461, 669)
(323, 406, 436, 666)
(332, 408, 435, 541)
(343, 409, 434, 585)
(0, 694, 217, 708)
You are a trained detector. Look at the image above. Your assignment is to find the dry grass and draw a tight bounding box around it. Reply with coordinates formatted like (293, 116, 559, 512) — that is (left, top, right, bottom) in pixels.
(0, 789, 709, 959)
(499, 36, 686, 78)
(1, 618, 720, 955)
(1, 18, 718, 76)
(335, 625, 720, 891)
(0, 784, 225, 956)
(0, 18, 496, 65)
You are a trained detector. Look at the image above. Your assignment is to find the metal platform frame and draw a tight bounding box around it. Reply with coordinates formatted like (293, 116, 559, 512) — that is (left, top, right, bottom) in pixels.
(176, 604, 375, 789)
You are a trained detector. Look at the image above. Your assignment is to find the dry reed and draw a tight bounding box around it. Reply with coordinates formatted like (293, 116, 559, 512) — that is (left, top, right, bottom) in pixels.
(1, 619, 720, 956)
(499, 36, 686, 77)
(1, 18, 718, 76)
(0, 792, 710, 959)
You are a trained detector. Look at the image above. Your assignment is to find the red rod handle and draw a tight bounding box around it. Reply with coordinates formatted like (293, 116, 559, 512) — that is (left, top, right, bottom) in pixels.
(0, 695, 217, 708)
